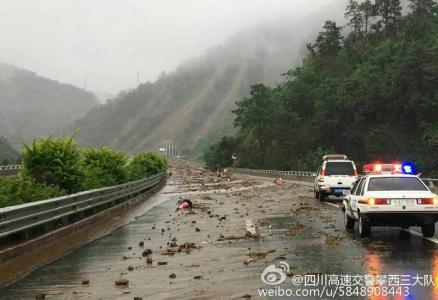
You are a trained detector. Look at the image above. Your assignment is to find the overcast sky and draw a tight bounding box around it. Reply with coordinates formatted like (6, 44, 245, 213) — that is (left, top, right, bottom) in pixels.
(0, 0, 344, 94)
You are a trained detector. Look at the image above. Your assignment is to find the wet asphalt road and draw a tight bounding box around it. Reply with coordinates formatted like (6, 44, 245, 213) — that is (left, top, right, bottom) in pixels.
(2, 161, 438, 300)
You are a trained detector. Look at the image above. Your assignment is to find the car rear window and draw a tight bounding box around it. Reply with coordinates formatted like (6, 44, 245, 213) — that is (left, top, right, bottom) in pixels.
(325, 162, 355, 176)
(367, 177, 428, 191)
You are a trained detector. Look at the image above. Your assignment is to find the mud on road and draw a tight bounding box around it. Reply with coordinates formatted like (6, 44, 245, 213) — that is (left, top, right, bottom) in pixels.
(2, 160, 438, 299)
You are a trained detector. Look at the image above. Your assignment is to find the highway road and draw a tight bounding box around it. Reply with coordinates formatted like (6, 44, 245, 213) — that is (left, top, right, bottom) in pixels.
(2, 160, 438, 299)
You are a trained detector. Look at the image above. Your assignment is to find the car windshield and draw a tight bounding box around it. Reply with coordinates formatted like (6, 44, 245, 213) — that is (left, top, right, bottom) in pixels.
(325, 162, 355, 176)
(367, 177, 428, 191)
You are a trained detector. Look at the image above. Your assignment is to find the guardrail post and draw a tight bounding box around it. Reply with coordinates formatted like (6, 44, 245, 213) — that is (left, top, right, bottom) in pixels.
(61, 216, 69, 226)
(20, 230, 29, 240)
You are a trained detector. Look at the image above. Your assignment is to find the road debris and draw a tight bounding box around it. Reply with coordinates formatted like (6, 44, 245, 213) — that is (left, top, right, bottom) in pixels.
(274, 177, 284, 185)
(177, 199, 193, 209)
(114, 278, 129, 286)
(247, 249, 276, 258)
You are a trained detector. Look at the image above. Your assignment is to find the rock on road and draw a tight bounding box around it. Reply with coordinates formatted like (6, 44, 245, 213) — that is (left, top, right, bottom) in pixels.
(2, 160, 438, 299)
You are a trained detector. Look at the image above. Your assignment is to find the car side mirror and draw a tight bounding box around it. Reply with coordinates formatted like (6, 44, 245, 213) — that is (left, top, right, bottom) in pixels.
(343, 190, 351, 196)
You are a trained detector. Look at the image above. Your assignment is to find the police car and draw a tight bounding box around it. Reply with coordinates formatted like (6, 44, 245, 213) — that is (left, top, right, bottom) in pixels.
(342, 163, 438, 238)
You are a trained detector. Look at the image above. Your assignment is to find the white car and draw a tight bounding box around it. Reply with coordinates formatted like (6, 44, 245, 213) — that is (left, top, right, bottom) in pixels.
(343, 163, 438, 238)
(314, 154, 358, 201)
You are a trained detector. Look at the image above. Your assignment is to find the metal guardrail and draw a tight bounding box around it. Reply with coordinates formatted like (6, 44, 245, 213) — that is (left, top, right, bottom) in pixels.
(0, 165, 22, 171)
(231, 168, 438, 190)
(422, 178, 438, 188)
(0, 165, 23, 177)
(232, 168, 316, 177)
(0, 172, 165, 239)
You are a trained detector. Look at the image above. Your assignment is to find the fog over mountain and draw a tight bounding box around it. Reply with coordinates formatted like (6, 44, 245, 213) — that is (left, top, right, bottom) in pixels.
(0, 0, 344, 94)
(0, 0, 347, 155)
(70, 2, 346, 157)
(0, 63, 98, 145)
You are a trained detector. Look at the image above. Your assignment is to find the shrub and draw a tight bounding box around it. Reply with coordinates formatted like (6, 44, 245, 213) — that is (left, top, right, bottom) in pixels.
(0, 176, 64, 208)
(21, 135, 83, 193)
(81, 147, 128, 189)
(127, 152, 167, 181)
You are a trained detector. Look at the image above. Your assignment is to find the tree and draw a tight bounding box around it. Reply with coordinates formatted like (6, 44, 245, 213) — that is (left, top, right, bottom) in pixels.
(312, 21, 343, 58)
(345, 0, 364, 35)
(409, 0, 436, 16)
(203, 136, 239, 169)
(359, 0, 375, 38)
(374, 0, 402, 35)
(346, 0, 375, 39)
(233, 84, 275, 166)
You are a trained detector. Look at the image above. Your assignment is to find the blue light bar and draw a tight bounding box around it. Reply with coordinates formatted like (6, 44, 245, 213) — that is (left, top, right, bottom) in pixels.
(402, 162, 415, 175)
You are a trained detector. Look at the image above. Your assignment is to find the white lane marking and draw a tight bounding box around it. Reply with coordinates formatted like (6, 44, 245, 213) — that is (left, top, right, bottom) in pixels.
(245, 219, 257, 236)
(402, 229, 438, 244)
(324, 202, 341, 209)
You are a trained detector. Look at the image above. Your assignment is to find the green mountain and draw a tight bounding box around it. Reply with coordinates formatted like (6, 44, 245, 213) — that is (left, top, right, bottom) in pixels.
(70, 22, 323, 157)
(0, 63, 98, 145)
(0, 137, 19, 164)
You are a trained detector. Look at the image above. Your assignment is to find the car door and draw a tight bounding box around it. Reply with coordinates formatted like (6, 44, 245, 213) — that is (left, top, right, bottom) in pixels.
(314, 165, 322, 191)
(350, 178, 366, 219)
(346, 178, 361, 216)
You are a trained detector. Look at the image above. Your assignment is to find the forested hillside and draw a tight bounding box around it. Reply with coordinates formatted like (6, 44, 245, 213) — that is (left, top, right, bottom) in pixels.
(205, 0, 438, 176)
(70, 18, 337, 157)
(0, 63, 98, 145)
(0, 137, 19, 164)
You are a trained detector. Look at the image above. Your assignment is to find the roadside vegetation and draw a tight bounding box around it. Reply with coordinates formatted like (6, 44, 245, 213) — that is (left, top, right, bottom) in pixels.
(205, 0, 438, 176)
(0, 135, 167, 208)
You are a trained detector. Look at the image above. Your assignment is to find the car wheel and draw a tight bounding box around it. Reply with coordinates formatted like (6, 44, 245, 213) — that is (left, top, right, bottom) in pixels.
(358, 214, 370, 238)
(318, 192, 325, 202)
(421, 223, 435, 238)
(344, 209, 355, 230)
(314, 189, 319, 200)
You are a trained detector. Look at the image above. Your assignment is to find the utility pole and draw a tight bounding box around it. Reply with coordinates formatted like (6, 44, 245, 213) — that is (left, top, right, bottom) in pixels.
(136, 70, 140, 87)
